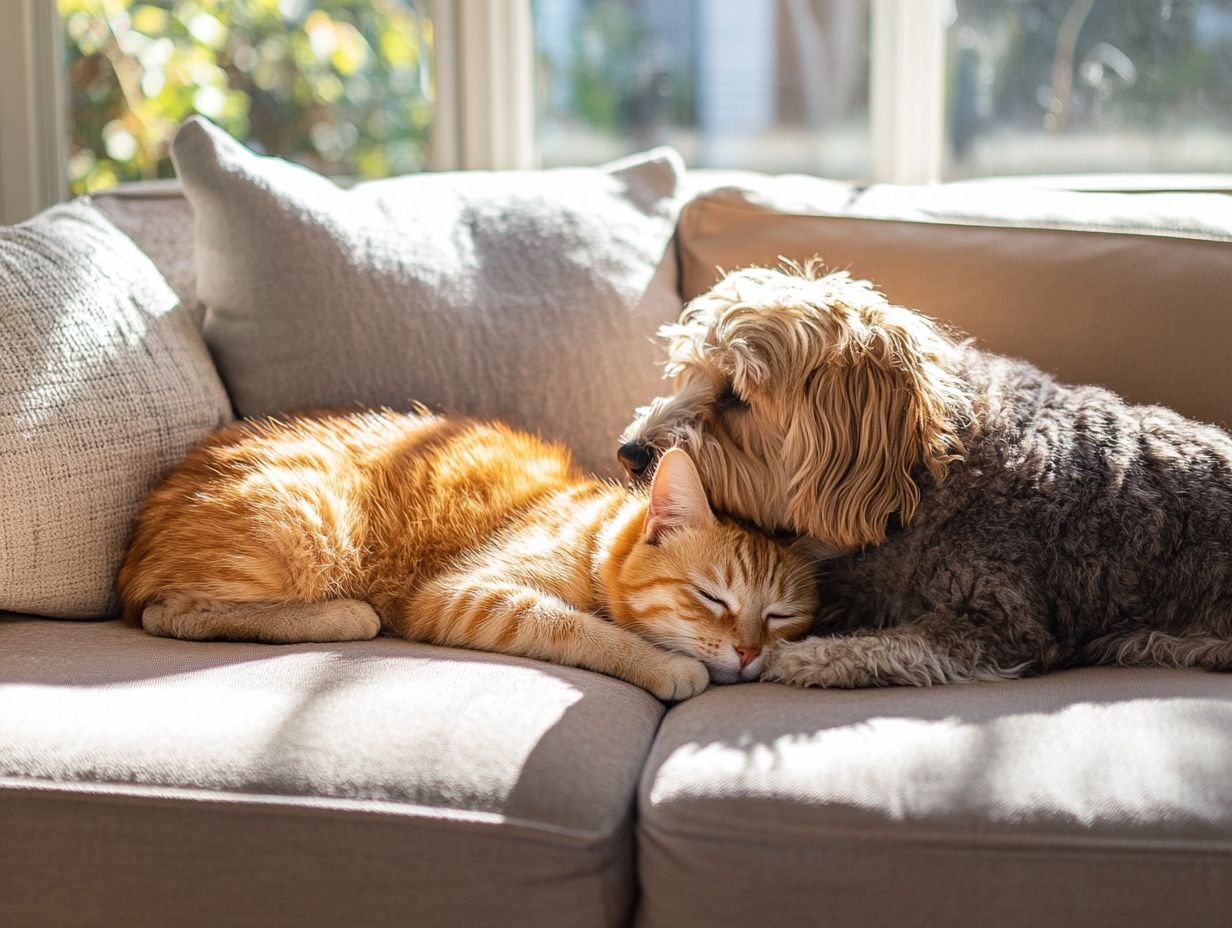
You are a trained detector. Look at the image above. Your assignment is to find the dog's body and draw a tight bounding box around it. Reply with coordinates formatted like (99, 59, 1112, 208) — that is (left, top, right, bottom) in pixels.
(621, 265, 1232, 686)
(776, 348, 1232, 686)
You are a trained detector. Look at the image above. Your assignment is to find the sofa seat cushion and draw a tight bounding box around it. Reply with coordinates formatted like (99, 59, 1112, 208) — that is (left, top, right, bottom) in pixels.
(637, 670, 1232, 928)
(0, 616, 664, 928)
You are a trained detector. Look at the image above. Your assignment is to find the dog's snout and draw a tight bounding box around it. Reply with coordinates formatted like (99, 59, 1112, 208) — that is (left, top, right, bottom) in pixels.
(617, 441, 653, 476)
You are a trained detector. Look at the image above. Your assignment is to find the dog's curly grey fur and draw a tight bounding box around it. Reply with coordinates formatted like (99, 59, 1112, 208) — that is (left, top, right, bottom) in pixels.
(620, 265, 1232, 687)
(785, 350, 1232, 685)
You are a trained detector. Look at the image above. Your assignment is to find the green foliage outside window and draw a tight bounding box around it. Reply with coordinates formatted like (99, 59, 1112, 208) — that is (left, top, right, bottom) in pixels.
(60, 0, 434, 194)
(563, 0, 695, 144)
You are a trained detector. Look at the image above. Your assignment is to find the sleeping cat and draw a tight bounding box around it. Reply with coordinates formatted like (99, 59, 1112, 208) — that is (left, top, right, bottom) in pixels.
(117, 410, 818, 701)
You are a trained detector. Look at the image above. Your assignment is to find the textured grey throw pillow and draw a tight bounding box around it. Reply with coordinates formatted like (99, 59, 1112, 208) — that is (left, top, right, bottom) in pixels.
(172, 116, 683, 475)
(0, 201, 232, 618)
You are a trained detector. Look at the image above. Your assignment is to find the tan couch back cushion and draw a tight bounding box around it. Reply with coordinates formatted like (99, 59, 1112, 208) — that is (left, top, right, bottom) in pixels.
(678, 184, 1232, 427)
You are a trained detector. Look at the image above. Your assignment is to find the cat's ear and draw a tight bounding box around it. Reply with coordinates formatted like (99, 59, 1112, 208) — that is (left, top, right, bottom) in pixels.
(644, 448, 716, 544)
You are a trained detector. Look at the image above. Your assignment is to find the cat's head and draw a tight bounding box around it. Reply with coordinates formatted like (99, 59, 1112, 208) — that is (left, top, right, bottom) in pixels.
(612, 448, 820, 684)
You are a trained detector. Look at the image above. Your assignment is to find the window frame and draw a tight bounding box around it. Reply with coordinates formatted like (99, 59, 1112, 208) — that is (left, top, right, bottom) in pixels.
(1, 0, 69, 225)
(433, 0, 536, 172)
(870, 0, 947, 185)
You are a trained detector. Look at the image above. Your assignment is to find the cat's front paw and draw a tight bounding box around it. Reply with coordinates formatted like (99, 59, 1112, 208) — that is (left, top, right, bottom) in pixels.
(334, 600, 382, 640)
(645, 653, 710, 702)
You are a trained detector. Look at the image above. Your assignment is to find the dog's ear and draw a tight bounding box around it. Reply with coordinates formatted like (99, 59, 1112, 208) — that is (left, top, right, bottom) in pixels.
(683, 269, 814, 398)
(778, 302, 967, 551)
(710, 308, 799, 398)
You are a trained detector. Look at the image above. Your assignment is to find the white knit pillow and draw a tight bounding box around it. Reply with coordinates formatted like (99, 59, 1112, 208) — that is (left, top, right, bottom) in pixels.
(0, 201, 232, 618)
(172, 117, 684, 476)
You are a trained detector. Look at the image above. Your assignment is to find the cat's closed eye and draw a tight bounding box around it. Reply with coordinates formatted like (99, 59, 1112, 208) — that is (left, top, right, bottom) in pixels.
(693, 586, 732, 612)
(765, 613, 801, 626)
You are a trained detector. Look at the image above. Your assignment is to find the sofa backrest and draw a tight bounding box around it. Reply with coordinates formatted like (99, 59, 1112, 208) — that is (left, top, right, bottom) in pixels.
(678, 180, 1232, 428)
(98, 175, 1232, 429)
(93, 182, 203, 328)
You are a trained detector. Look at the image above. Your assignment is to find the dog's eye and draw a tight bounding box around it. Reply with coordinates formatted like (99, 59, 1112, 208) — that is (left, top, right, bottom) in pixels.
(717, 385, 748, 412)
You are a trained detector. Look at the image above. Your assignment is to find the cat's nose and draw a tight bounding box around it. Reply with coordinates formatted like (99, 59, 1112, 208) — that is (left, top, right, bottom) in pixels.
(735, 645, 762, 670)
(617, 441, 653, 477)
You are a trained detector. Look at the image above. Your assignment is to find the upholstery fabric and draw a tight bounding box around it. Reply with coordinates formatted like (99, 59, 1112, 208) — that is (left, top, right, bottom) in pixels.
(93, 180, 203, 327)
(637, 672, 1232, 928)
(678, 171, 855, 213)
(850, 182, 1232, 239)
(677, 183, 1232, 427)
(0, 615, 665, 928)
(942, 174, 1232, 194)
(0, 201, 232, 618)
(172, 116, 684, 476)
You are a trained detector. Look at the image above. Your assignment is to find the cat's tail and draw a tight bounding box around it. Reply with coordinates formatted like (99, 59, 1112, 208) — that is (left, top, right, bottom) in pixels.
(140, 598, 381, 643)
(116, 533, 157, 627)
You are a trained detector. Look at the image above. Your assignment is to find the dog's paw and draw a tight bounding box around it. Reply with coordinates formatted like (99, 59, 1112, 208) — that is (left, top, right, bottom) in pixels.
(644, 653, 710, 702)
(761, 638, 870, 688)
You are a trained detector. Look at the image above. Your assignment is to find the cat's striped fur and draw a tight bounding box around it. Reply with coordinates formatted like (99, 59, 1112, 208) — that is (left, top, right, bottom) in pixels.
(118, 410, 818, 700)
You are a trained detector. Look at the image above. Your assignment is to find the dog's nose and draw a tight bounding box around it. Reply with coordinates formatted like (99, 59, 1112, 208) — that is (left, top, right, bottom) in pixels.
(617, 441, 653, 476)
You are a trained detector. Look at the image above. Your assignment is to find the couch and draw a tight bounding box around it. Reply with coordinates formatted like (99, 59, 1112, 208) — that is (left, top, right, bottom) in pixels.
(3, 147, 1232, 928)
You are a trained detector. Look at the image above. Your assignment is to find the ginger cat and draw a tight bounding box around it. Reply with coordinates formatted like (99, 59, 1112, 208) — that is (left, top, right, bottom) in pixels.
(118, 411, 818, 700)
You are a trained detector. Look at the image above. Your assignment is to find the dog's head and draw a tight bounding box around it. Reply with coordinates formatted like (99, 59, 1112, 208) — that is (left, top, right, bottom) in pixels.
(619, 263, 970, 551)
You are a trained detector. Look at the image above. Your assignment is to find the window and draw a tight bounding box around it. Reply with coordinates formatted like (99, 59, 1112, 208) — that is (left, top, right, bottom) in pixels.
(59, 0, 435, 194)
(534, 0, 872, 178)
(2, 0, 1229, 224)
(533, 0, 1232, 181)
(946, 0, 1232, 179)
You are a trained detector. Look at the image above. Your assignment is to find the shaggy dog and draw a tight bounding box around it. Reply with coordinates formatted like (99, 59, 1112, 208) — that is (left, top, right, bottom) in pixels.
(619, 263, 1232, 687)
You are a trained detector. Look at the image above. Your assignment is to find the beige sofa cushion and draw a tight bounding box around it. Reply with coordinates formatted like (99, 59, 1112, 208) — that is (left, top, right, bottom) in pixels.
(638, 671, 1232, 928)
(93, 180, 202, 327)
(0, 615, 664, 928)
(677, 183, 1232, 427)
(172, 116, 684, 477)
(0, 201, 231, 618)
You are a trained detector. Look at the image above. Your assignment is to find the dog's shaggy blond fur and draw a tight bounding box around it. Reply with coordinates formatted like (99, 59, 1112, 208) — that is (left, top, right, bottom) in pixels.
(620, 263, 1232, 687)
